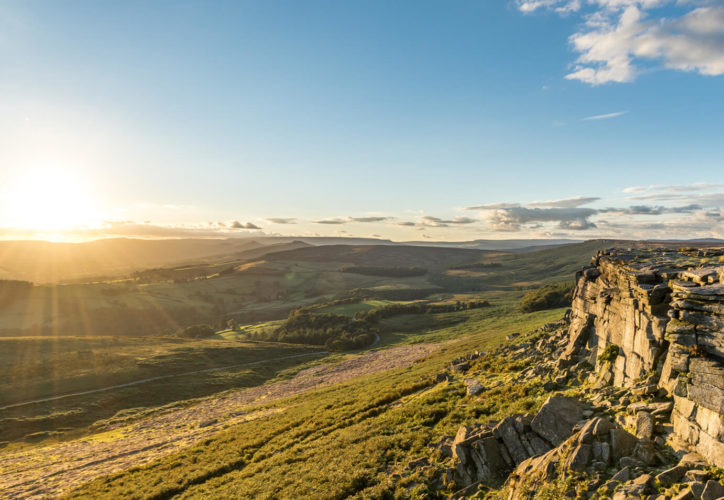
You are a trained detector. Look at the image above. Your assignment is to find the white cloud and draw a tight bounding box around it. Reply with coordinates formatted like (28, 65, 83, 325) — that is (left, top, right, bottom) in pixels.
(486, 206, 598, 231)
(518, 1, 724, 85)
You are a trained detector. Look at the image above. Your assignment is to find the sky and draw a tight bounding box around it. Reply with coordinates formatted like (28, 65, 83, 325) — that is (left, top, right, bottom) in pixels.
(0, 0, 722, 242)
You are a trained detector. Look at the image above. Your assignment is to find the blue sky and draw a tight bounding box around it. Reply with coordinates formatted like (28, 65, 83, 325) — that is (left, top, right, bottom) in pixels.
(0, 0, 722, 241)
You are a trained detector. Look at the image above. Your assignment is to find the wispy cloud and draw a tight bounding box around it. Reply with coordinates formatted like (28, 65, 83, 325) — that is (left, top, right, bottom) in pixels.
(583, 111, 628, 121)
(464, 202, 521, 211)
(349, 216, 391, 223)
(527, 196, 600, 208)
(266, 217, 297, 224)
(599, 204, 702, 215)
(314, 216, 392, 225)
(623, 182, 724, 194)
(314, 218, 348, 225)
(419, 216, 477, 227)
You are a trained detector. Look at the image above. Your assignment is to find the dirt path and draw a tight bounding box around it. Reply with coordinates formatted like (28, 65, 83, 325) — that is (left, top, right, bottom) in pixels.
(0, 343, 438, 499)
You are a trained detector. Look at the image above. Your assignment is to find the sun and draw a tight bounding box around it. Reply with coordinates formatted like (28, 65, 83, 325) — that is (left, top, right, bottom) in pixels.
(3, 169, 102, 232)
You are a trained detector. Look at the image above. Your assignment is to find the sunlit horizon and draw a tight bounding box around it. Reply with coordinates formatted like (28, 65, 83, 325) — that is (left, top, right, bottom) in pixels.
(1, 1, 722, 243)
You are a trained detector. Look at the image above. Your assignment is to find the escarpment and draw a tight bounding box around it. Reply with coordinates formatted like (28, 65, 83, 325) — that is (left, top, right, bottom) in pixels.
(563, 247, 724, 467)
(408, 247, 724, 498)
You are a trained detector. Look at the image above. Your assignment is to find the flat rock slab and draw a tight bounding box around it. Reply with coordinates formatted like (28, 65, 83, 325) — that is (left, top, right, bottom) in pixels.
(531, 395, 584, 447)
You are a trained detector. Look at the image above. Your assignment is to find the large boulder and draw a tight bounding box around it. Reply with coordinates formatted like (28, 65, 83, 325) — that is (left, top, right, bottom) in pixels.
(530, 396, 584, 446)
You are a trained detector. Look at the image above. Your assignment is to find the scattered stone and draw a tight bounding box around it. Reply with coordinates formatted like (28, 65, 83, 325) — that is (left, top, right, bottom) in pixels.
(672, 487, 695, 500)
(611, 466, 631, 482)
(655, 465, 687, 488)
(530, 396, 584, 446)
(565, 443, 591, 471)
(435, 436, 454, 457)
(679, 453, 707, 468)
(619, 456, 644, 469)
(684, 469, 709, 482)
(428, 250, 724, 499)
(464, 378, 485, 396)
(451, 361, 470, 374)
(701, 480, 724, 500)
(198, 418, 217, 428)
(613, 481, 648, 498)
(610, 428, 638, 461)
(690, 481, 706, 499)
(631, 384, 658, 396)
(635, 411, 654, 440)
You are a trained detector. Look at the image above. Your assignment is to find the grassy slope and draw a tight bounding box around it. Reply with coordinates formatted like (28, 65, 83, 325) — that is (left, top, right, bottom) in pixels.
(0, 337, 326, 443)
(65, 303, 567, 499)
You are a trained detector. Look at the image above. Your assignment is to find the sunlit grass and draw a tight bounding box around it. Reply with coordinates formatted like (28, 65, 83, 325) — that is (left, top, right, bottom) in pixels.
(64, 305, 566, 499)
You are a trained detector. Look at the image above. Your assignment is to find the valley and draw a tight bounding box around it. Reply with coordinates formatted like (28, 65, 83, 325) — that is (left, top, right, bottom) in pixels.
(3, 239, 724, 499)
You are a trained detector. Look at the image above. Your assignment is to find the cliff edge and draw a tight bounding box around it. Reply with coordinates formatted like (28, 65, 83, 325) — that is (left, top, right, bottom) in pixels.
(563, 247, 724, 467)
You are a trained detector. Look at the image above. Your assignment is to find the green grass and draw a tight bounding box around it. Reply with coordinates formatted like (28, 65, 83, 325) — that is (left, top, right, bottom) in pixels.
(64, 304, 567, 499)
(0, 336, 327, 443)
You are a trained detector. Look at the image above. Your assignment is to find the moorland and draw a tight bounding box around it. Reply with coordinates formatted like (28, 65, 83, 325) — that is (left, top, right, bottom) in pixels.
(0, 237, 702, 498)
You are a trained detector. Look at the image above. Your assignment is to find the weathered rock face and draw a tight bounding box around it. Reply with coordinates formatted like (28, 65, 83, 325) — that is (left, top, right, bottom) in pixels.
(562, 252, 673, 387)
(441, 396, 584, 490)
(563, 247, 724, 467)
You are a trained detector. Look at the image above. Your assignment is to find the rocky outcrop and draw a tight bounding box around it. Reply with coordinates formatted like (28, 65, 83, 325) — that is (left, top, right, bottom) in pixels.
(440, 396, 583, 491)
(561, 251, 674, 387)
(419, 247, 724, 498)
(562, 247, 724, 467)
(505, 416, 620, 496)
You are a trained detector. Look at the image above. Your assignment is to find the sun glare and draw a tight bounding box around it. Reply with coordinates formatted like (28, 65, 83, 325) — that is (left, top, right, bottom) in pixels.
(3, 170, 102, 233)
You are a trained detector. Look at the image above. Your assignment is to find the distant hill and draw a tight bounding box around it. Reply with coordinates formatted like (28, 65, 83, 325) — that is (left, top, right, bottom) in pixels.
(261, 244, 492, 271)
(0, 237, 565, 282)
(2, 236, 719, 283)
(400, 238, 583, 251)
(0, 238, 286, 283)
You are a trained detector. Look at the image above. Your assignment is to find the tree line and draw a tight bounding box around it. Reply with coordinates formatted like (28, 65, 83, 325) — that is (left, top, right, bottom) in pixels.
(252, 299, 489, 351)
